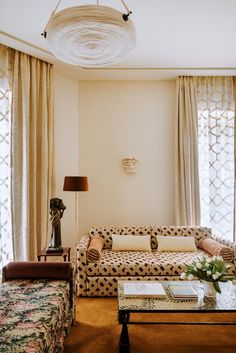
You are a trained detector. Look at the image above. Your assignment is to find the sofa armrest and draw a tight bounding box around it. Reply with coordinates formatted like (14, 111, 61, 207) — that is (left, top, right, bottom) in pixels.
(212, 234, 236, 269)
(76, 234, 90, 296)
(2, 261, 72, 282)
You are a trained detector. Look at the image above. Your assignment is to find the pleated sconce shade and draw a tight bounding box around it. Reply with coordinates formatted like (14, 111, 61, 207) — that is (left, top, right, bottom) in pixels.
(63, 176, 89, 192)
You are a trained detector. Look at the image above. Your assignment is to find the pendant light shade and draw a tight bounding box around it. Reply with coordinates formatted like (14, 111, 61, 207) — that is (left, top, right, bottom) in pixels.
(45, 5, 136, 67)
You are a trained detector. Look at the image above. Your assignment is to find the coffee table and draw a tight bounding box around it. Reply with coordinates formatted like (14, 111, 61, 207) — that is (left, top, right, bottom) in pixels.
(118, 280, 236, 353)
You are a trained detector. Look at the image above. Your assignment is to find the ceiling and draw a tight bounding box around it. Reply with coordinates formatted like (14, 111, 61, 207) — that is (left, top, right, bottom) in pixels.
(1, 0, 236, 80)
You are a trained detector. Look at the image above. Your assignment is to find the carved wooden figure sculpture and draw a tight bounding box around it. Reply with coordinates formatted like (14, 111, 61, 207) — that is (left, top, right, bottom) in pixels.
(47, 198, 66, 253)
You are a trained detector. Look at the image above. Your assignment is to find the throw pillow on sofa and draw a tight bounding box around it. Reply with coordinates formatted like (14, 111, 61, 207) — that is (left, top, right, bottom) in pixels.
(87, 235, 104, 262)
(112, 234, 152, 251)
(199, 238, 233, 262)
(156, 235, 197, 252)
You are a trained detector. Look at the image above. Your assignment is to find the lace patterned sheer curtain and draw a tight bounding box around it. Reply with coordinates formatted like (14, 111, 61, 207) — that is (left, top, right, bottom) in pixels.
(196, 77, 235, 241)
(0, 45, 13, 270)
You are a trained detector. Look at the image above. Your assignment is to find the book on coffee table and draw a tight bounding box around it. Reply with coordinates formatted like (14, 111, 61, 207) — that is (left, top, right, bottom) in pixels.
(123, 281, 166, 298)
(168, 282, 198, 300)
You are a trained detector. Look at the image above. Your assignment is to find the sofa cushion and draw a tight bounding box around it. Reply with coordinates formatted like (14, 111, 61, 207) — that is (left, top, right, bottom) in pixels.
(87, 235, 104, 262)
(199, 238, 234, 262)
(156, 236, 197, 252)
(152, 249, 211, 276)
(86, 249, 125, 276)
(86, 248, 213, 277)
(89, 226, 152, 249)
(112, 234, 151, 251)
(123, 251, 157, 276)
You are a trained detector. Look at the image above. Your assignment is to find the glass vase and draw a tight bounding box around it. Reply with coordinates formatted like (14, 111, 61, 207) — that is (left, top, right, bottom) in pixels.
(203, 281, 217, 298)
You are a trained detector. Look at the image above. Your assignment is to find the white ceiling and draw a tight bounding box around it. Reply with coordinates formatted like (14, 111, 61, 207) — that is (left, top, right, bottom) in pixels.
(1, 0, 236, 79)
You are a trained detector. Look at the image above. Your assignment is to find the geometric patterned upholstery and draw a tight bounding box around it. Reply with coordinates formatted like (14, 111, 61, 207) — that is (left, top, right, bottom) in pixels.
(89, 225, 152, 249)
(86, 249, 211, 277)
(152, 249, 211, 276)
(86, 275, 181, 297)
(86, 250, 125, 276)
(151, 226, 212, 247)
(123, 251, 155, 276)
(76, 225, 236, 297)
(89, 225, 212, 250)
(76, 235, 90, 296)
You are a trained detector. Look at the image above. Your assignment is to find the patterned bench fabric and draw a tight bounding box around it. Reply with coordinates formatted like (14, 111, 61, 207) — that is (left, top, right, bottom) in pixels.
(0, 279, 72, 353)
(76, 234, 90, 296)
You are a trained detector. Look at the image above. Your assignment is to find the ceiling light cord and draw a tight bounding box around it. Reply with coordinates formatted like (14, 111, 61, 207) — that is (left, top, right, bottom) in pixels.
(120, 0, 132, 21)
(41, 0, 63, 38)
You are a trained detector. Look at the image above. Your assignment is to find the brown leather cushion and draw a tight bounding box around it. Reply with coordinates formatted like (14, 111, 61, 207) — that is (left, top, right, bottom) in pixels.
(2, 261, 72, 282)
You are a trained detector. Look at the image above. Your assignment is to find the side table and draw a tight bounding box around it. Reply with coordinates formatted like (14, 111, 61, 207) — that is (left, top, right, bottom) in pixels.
(37, 247, 71, 262)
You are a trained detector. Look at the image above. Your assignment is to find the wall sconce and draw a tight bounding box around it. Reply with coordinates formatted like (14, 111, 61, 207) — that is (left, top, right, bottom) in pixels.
(122, 157, 139, 174)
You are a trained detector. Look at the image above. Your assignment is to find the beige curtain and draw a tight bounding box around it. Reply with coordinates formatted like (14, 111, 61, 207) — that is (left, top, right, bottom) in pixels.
(0, 44, 13, 270)
(234, 77, 236, 242)
(175, 76, 200, 225)
(10, 49, 54, 260)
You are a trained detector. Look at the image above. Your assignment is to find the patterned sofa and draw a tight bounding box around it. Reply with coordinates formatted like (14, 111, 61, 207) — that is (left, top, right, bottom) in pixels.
(0, 262, 75, 353)
(76, 225, 236, 297)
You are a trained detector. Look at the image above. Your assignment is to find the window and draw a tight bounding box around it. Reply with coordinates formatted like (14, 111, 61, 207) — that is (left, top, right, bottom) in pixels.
(197, 77, 235, 241)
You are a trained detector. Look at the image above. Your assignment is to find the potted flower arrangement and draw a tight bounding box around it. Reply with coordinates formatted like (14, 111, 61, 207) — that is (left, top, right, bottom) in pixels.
(180, 256, 235, 297)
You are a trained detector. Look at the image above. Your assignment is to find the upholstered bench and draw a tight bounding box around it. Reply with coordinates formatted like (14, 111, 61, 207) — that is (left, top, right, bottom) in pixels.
(0, 262, 75, 353)
(76, 225, 236, 297)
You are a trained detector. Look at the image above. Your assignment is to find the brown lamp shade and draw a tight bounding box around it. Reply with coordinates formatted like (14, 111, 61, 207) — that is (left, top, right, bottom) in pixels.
(63, 176, 89, 192)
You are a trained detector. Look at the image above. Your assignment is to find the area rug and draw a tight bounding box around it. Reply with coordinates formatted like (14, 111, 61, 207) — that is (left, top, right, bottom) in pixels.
(64, 298, 236, 353)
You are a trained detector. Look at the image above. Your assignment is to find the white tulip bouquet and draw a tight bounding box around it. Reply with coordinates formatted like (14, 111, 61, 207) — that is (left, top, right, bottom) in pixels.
(180, 255, 235, 293)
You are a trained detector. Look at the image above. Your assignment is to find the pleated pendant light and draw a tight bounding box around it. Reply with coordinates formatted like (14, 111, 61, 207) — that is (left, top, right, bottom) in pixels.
(42, 0, 136, 67)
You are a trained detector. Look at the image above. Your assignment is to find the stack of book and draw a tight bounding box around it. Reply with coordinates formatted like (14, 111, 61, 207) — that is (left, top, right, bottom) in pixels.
(168, 282, 198, 300)
(123, 281, 167, 298)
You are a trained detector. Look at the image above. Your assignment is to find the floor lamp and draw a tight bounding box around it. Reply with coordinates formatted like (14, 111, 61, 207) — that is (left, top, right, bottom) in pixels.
(63, 176, 89, 248)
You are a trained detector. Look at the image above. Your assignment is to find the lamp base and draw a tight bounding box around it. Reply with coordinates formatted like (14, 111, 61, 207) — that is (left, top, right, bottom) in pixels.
(46, 246, 63, 253)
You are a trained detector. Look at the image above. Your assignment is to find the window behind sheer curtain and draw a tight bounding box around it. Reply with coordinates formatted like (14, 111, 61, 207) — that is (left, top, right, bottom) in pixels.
(197, 77, 235, 241)
(0, 46, 13, 270)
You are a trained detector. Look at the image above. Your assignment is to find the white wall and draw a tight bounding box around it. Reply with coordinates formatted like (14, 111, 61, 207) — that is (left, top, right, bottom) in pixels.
(78, 80, 176, 236)
(53, 78, 176, 251)
(53, 72, 79, 260)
